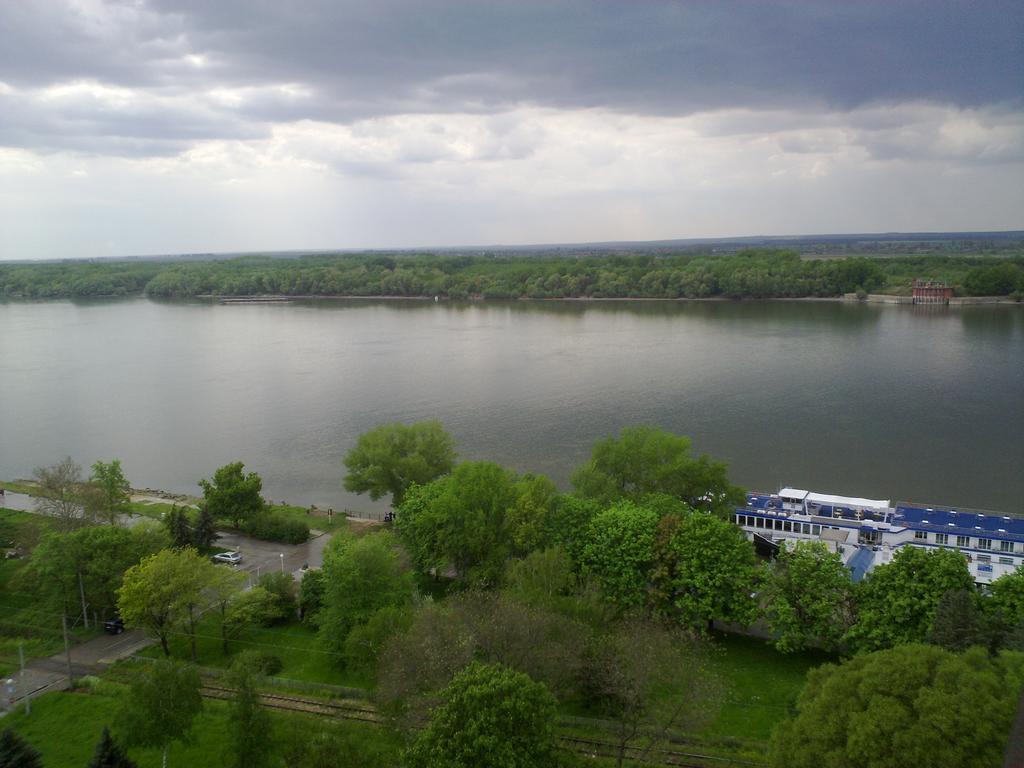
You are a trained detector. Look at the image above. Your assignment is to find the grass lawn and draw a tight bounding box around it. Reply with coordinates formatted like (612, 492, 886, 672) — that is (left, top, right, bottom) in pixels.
(4, 686, 401, 768)
(138, 614, 371, 690)
(0, 480, 39, 496)
(701, 632, 833, 745)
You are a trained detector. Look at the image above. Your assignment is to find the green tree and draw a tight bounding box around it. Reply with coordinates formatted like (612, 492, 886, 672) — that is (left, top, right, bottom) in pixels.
(404, 662, 558, 768)
(845, 547, 974, 652)
(116, 661, 203, 768)
(192, 505, 217, 549)
(224, 653, 273, 768)
(256, 572, 296, 624)
(579, 501, 659, 610)
(0, 728, 42, 768)
(19, 522, 168, 618)
(87, 726, 137, 768)
(319, 532, 414, 657)
(163, 506, 192, 549)
(927, 589, 989, 652)
(571, 426, 743, 513)
(505, 474, 559, 556)
(989, 566, 1024, 634)
(117, 548, 214, 658)
(504, 547, 576, 608)
(664, 512, 759, 632)
(343, 420, 456, 507)
(299, 568, 327, 627)
(199, 462, 264, 529)
(762, 541, 853, 652)
(208, 565, 247, 654)
(769, 644, 1024, 768)
(90, 459, 131, 524)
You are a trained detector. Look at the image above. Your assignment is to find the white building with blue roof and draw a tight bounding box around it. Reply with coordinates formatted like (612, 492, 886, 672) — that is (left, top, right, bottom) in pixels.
(734, 488, 1024, 584)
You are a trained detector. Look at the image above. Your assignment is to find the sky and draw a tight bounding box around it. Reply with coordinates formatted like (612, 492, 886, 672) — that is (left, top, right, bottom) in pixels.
(0, 1, 1021, 260)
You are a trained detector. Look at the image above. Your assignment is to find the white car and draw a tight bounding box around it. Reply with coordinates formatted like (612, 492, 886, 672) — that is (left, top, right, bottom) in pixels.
(212, 551, 242, 566)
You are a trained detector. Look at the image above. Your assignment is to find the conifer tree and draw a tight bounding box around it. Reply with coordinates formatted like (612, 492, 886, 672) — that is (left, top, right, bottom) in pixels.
(87, 727, 137, 768)
(0, 728, 43, 768)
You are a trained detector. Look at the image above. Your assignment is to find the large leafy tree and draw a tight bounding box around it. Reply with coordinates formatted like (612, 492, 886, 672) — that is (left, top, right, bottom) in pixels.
(118, 548, 214, 658)
(343, 421, 456, 507)
(319, 531, 414, 657)
(89, 459, 132, 524)
(395, 461, 520, 583)
(664, 512, 759, 632)
(224, 653, 273, 768)
(570, 426, 744, 513)
(989, 566, 1024, 635)
(762, 541, 853, 652)
(770, 644, 1024, 768)
(116, 661, 203, 768)
(404, 662, 558, 768)
(579, 500, 659, 610)
(199, 462, 264, 529)
(845, 547, 974, 653)
(19, 522, 168, 617)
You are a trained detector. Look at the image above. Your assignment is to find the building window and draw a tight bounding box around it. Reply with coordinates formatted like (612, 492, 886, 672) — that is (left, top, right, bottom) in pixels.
(956, 535, 970, 548)
(914, 530, 928, 541)
(755, 518, 763, 528)
(977, 554, 991, 563)
(978, 539, 992, 550)
(999, 557, 1014, 566)
(784, 521, 792, 532)
(802, 523, 810, 534)
(1000, 541, 1014, 552)
(935, 533, 948, 545)
(812, 525, 821, 535)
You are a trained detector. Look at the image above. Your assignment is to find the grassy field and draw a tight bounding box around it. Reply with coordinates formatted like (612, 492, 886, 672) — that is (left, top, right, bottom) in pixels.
(138, 614, 371, 690)
(3, 686, 401, 768)
(702, 632, 832, 744)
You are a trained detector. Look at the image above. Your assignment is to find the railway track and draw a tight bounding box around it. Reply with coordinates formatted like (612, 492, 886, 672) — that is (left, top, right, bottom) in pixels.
(197, 684, 763, 767)
(199, 684, 382, 724)
(558, 735, 762, 767)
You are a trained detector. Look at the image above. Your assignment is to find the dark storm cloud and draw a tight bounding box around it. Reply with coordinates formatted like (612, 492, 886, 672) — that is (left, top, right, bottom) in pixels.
(3, 1, 1021, 112)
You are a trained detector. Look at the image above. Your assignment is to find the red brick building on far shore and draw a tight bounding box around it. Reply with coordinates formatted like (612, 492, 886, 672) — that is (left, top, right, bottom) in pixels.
(912, 279, 953, 304)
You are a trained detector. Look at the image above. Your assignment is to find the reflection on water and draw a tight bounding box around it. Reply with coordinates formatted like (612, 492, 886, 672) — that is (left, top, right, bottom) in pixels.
(0, 298, 1021, 514)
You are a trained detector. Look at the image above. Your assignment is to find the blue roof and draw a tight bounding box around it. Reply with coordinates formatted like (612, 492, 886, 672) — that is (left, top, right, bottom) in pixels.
(895, 505, 1024, 541)
(847, 548, 876, 582)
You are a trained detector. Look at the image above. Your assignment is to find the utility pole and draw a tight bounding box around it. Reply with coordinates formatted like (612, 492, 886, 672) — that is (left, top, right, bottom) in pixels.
(78, 571, 89, 629)
(62, 614, 73, 688)
(19, 643, 29, 715)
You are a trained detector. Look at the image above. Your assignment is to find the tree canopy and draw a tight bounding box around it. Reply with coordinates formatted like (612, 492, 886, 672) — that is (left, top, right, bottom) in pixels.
(343, 420, 457, 507)
(579, 501, 660, 611)
(762, 540, 853, 652)
(571, 426, 743, 513)
(403, 662, 558, 768)
(845, 547, 974, 652)
(199, 462, 264, 529)
(770, 644, 1024, 768)
(116, 661, 203, 768)
(90, 459, 131, 524)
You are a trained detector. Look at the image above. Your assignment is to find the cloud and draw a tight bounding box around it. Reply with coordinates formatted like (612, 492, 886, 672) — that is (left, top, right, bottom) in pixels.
(1, 2, 1021, 151)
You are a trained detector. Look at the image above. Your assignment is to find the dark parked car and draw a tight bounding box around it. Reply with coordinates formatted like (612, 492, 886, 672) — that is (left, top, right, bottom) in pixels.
(104, 617, 125, 635)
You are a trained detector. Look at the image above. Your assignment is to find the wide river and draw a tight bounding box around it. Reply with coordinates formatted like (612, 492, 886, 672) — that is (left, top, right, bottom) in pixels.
(1, 298, 1021, 514)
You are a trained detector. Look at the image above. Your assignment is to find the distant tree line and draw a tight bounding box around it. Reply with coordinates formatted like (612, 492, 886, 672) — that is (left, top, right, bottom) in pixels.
(2, 249, 1022, 300)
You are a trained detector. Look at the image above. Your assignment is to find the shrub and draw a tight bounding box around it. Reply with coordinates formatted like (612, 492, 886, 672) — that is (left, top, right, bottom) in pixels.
(244, 512, 309, 544)
(257, 572, 297, 624)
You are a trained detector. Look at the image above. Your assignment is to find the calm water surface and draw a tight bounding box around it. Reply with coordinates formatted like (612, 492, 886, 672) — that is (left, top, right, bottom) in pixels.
(1, 299, 1021, 513)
